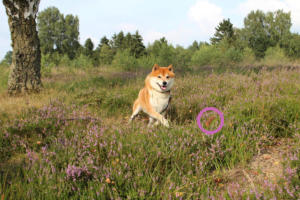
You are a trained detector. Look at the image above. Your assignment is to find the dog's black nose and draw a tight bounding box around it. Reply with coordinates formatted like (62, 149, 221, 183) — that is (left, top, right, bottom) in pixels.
(163, 81, 167, 86)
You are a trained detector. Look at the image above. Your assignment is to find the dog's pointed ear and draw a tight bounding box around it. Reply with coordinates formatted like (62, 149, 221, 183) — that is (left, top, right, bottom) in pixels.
(152, 64, 159, 72)
(167, 64, 173, 71)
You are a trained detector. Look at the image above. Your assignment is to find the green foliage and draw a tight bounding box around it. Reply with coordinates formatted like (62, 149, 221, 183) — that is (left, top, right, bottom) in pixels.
(110, 31, 125, 50)
(59, 54, 72, 66)
(112, 49, 138, 71)
(191, 45, 222, 66)
(61, 14, 80, 59)
(97, 36, 109, 51)
(147, 37, 176, 66)
(188, 41, 200, 52)
(99, 44, 114, 65)
(70, 54, 93, 68)
(211, 18, 235, 45)
(224, 47, 244, 63)
(281, 33, 300, 58)
(37, 7, 80, 59)
(130, 31, 146, 58)
(0, 65, 8, 93)
(33, 7, 297, 70)
(37, 7, 64, 55)
(136, 54, 157, 69)
(12, 7, 298, 71)
(263, 45, 289, 65)
(241, 47, 256, 64)
(244, 10, 292, 59)
(108, 31, 146, 58)
(244, 10, 271, 58)
(0, 51, 12, 66)
(83, 38, 94, 57)
(173, 46, 193, 67)
(233, 28, 248, 50)
(41, 52, 61, 68)
(191, 42, 244, 67)
(266, 10, 292, 46)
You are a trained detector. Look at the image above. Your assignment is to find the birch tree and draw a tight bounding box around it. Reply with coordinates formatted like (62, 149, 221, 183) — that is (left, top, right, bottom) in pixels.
(3, 0, 42, 94)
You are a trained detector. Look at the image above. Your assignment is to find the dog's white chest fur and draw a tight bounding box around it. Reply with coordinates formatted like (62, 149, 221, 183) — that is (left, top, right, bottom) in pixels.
(149, 90, 170, 113)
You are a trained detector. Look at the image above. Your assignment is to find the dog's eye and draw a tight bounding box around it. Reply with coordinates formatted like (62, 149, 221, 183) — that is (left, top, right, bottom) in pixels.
(158, 76, 161, 78)
(166, 76, 169, 79)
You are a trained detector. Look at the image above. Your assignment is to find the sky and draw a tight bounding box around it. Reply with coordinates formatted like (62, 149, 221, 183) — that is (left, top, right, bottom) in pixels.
(1, 0, 300, 60)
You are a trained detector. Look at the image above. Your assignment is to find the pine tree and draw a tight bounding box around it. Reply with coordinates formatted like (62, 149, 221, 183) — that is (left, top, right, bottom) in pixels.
(0, 51, 12, 66)
(210, 19, 235, 45)
(131, 31, 145, 58)
(123, 33, 133, 50)
(99, 44, 114, 65)
(111, 31, 125, 50)
(83, 38, 94, 57)
(97, 36, 110, 51)
(188, 41, 199, 51)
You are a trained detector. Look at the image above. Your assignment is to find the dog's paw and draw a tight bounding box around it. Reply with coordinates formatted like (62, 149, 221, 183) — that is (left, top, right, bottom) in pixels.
(153, 120, 160, 126)
(162, 118, 170, 128)
(127, 118, 133, 125)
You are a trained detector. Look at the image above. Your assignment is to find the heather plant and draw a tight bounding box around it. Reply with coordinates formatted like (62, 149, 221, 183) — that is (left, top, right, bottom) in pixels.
(2, 5, 300, 199)
(0, 66, 299, 199)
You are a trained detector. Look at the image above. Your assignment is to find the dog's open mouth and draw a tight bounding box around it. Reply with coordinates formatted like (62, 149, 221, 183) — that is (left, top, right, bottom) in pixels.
(157, 83, 167, 90)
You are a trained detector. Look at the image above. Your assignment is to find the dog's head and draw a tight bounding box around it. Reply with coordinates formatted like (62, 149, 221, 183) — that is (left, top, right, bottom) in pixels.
(148, 64, 175, 92)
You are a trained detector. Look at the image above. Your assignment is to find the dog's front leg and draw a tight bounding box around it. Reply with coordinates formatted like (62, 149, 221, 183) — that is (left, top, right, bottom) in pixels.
(148, 117, 155, 127)
(146, 108, 169, 127)
(153, 110, 166, 126)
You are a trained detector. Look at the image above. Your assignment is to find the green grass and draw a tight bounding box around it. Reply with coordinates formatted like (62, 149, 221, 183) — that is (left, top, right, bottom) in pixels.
(0, 65, 299, 199)
(0, 65, 9, 93)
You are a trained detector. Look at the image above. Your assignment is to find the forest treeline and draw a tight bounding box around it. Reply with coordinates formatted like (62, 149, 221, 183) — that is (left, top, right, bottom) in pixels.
(1, 7, 300, 70)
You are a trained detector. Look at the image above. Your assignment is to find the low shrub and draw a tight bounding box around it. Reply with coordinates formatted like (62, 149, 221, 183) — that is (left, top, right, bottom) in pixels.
(112, 49, 138, 71)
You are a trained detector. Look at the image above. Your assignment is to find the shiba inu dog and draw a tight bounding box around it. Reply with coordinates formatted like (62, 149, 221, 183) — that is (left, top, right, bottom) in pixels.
(129, 64, 175, 127)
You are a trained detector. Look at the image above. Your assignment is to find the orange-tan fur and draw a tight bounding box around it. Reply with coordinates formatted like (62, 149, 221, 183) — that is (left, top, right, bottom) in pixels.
(129, 64, 175, 127)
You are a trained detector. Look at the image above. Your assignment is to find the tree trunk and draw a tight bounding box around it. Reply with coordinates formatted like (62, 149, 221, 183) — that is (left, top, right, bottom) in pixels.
(3, 0, 42, 94)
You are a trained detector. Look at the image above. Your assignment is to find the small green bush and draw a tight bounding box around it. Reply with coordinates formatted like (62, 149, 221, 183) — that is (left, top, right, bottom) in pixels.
(41, 52, 61, 68)
(99, 44, 115, 65)
(191, 45, 223, 66)
(70, 54, 93, 68)
(224, 47, 244, 63)
(0, 51, 12, 66)
(147, 39, 176, 66)
(241, 47, 256, 64)
(112, 49, 138, 71)
(59, 54, 72, 67)
(263, 46, 289, 65)
(137, 55, 157, 69)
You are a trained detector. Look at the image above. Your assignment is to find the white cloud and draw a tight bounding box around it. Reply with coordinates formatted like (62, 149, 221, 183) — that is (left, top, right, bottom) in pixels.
(188, 0, 223, 36)
(142, 1, 225, 46)
(238, 0, 300, 31)
(239, 0, 288, 13)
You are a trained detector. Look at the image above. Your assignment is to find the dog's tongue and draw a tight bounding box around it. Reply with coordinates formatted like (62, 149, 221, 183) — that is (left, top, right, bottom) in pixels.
(161, 86, 167, 90)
